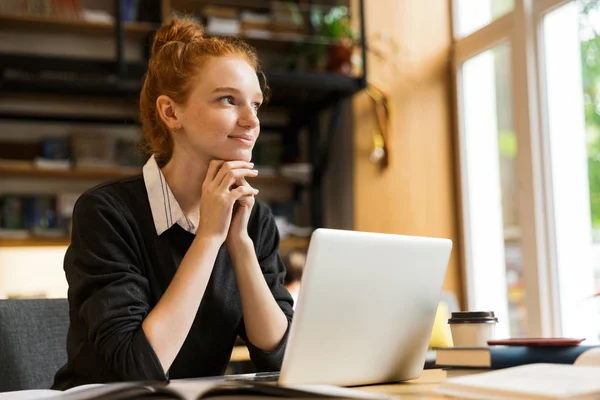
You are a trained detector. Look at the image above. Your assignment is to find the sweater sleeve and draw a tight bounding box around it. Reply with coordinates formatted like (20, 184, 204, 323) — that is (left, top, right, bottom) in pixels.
(237, 203, 295, 372)
(64, 191, 167, 382)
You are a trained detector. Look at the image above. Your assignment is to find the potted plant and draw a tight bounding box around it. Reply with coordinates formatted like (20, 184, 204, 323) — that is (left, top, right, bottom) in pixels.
(280, 5, 358, 74)
(319, 6, 357, 75)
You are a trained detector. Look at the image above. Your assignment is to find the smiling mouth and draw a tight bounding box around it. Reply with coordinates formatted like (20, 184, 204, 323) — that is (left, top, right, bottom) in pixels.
(228, 135, 254, 144)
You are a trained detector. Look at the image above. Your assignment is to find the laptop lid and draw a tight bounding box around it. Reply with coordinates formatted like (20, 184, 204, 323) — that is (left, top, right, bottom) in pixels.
(278, 228, 452, 386)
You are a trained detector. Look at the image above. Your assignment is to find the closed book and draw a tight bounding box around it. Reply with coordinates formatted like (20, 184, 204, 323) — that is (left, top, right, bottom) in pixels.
(443, 367, 492, 379)
(435, 345, 600, 369)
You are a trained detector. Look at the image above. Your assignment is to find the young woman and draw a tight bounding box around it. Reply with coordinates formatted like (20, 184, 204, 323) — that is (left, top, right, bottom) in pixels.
(52, 17, 294, 390)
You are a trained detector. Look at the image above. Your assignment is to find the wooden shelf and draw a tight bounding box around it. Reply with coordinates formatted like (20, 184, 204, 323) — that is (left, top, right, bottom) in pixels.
(0, 162, 308, 185)
(207, 30, 344, 47)
(0, 236, 310, 249)
(0, 163, 140, 180)
(0, 13, 158, 36)
(172, 0, 271, 12)
(0, 237, 70, 247)
(0, 111, 138, 125)
(171, 0, 341, 13)
(0, 53, 366, 104)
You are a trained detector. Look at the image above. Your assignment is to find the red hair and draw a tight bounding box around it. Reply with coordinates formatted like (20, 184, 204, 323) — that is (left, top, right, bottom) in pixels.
(140, 17, 268, 165)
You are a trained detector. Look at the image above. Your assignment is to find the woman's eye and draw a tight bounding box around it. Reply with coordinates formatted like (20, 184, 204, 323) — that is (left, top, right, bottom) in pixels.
(220, 96, 234, 105)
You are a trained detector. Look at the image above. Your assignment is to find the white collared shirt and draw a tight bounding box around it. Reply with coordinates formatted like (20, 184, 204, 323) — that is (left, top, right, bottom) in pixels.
(142, 155, 199, 235)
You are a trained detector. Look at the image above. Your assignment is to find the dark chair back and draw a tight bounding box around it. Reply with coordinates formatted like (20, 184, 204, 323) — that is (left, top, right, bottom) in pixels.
(0, 299, 69, 392)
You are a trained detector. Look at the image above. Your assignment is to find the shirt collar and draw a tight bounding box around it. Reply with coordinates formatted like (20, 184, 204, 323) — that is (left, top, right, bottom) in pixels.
(142, 155, 199, 235)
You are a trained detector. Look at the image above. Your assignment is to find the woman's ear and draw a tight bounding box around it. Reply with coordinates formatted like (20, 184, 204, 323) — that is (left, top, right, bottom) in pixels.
(156, 95, 182, 131)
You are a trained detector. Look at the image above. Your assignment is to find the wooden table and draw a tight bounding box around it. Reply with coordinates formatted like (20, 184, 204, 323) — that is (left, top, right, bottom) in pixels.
(354, 369, 456, 399)
(227, 348, 457, 399)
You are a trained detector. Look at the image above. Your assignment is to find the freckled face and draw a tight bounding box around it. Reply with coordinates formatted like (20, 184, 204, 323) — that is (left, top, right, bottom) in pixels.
(175, 56, 263, 163)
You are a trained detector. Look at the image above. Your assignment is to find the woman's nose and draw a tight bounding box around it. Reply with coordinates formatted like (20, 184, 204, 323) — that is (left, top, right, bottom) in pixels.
(239, 106, 260, 129)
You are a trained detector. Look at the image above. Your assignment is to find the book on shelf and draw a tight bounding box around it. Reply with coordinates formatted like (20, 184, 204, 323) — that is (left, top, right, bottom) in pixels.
(32, 136, 72, 169)
(435, 344, 600, 369)
(33, 157, 71, 169)
(29, 194, 57, 229)
(0, 228, 30, 239)
(6, 377, 391, 400)
(1, 0, 157, 23)
(202, 5, 238, 19)
(200, 4, 240, 35)
(71, 132, 117, 168)
(240, 10, 271, 33)
(4, 0, 82, 18)
(0, 195, 26, 230)
(206, 17, 240, 35)
(0, 194, 70, 238)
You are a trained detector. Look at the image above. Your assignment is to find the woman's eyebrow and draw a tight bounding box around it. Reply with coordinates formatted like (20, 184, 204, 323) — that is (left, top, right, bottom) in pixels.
(212, 86, 241, 94)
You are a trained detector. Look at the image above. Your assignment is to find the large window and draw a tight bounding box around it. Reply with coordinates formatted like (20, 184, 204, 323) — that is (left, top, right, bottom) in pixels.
(541, 0, 600, 340)
(459, 43, 523, 338)
(453, 0, 600, 340)
(580, 0, 600, 299)
(455, 0, 515, 37)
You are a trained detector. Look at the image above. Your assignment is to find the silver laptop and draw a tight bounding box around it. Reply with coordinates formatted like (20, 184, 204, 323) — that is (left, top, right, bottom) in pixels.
(231, 228, 452, 387)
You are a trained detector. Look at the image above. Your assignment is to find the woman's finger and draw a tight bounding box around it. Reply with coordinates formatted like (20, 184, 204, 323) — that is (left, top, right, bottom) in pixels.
(205, 160, 225, 184)
(229, 185, 259, 202)
(236, 194, 255, 207)
(214, 161, 254, 187)
(218, 169, 259, 193)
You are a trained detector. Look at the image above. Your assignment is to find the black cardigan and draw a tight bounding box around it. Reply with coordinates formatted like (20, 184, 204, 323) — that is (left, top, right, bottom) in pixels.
(52, 175, 294, 390)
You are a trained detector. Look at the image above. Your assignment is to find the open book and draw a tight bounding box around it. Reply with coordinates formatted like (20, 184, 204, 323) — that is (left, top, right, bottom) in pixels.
(434, 348, 600, 399)
(0, 378, 393, 400)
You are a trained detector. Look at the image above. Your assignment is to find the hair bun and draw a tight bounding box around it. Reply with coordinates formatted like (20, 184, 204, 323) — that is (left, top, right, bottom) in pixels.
(152, 17, 205, 55)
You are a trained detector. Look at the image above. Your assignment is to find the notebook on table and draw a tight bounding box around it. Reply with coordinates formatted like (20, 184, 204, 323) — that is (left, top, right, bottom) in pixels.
(434, 363, 600, 400)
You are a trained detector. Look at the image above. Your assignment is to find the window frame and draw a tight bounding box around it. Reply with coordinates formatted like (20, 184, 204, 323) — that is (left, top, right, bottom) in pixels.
(452, 0, 574, 337)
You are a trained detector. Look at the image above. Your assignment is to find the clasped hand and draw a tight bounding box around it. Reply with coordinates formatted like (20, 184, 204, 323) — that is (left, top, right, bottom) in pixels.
(195, 160, 259, 246)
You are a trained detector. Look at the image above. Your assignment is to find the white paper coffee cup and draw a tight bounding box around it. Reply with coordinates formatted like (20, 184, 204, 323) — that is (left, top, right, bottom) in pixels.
(448, 311, 498, 347)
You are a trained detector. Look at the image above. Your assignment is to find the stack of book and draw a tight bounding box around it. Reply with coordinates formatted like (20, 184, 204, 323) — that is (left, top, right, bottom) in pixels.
(435, 339, 599, 378)
(202, 5, 240, 35)
(0, 193, 79, 239)
(0, 134, 143, 171)
(0, 0, 81, 19)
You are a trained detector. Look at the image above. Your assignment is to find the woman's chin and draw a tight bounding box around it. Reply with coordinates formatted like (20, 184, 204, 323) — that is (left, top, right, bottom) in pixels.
(218, 149, 253, 162)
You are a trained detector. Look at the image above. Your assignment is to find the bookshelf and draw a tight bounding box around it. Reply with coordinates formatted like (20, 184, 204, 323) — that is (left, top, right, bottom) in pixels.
(0, 13, 158, 36)
(0, 52, 364, 104)
(0, 0, 366, 239)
